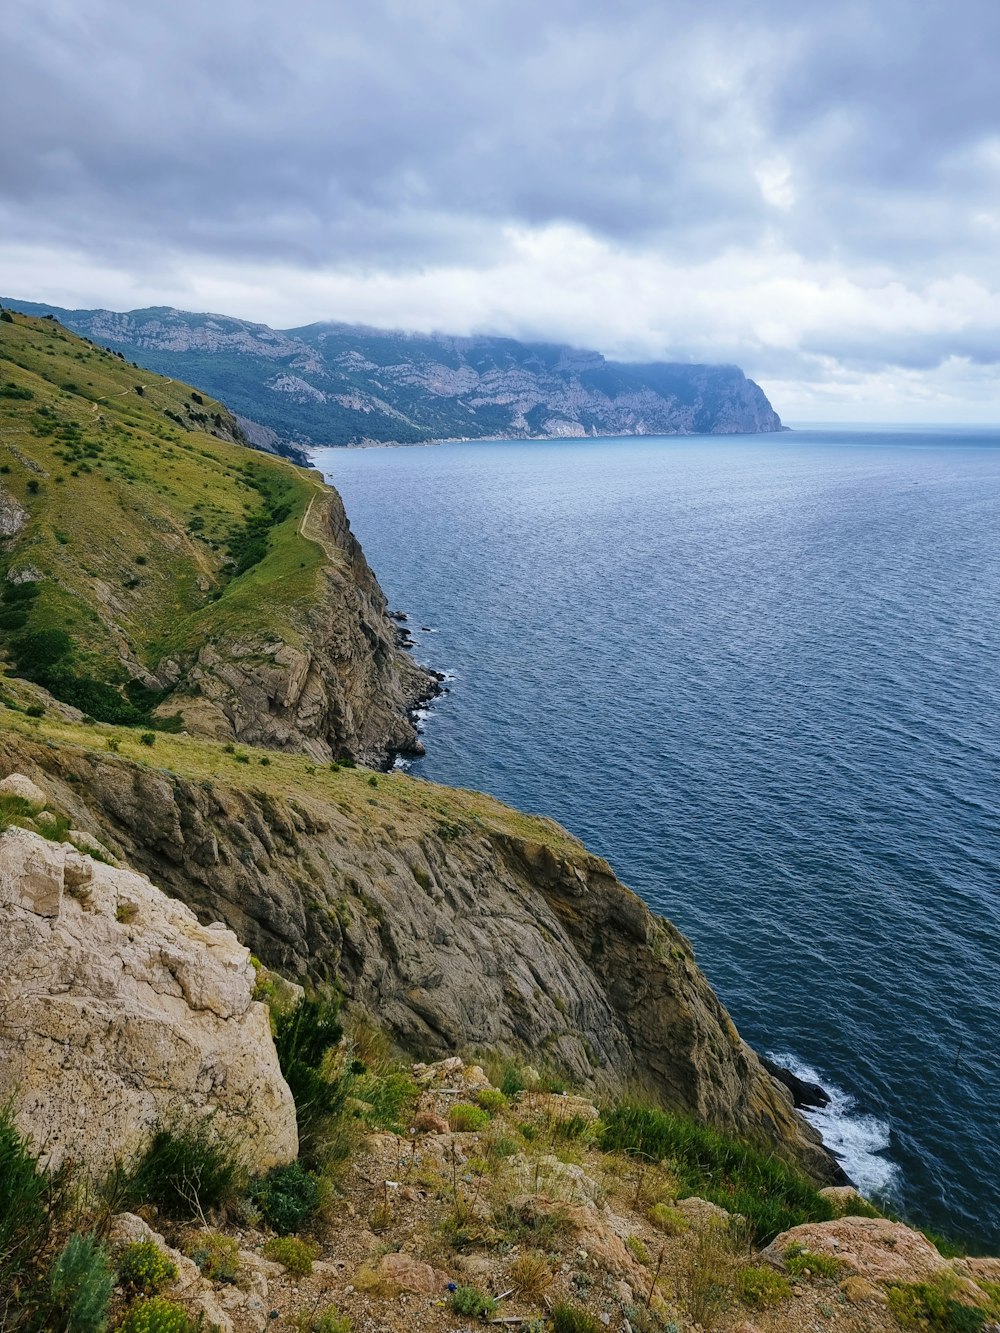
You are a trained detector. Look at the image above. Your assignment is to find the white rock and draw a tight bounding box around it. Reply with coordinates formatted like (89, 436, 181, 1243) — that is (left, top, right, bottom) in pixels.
(0, 827, 298, 1174)
(0, 773, 47, 807)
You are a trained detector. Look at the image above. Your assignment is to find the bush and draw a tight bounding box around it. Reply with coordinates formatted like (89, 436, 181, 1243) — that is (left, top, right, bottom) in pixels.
(647, 1203, 688, 1235)
(0, 1104, 53, 1301)
(179, 1228, 240, 1282)
(249, 1160, 321, 1235)
(888, 1274, 999, 1331)
(449, 1103, 490, 1132)
(117, 1239, 177, 1295)
(45, 1231, 114, 1333)
(290, 1306, 352, 1333)
(126, 1119, 244, 1218)
(118, 1296, 200, 1332)
(262, 1235, 318, 1276)
(600, 1104, 834, 1244)
(139, 732, 156, 746)
(735, 1264, 792, 1308)
(508, 1250, 553, 1300)
(449, 1285, 499, 1318)
(272, 993, 347, 1165)
(474, 1088, 507, 1114)
(550, 1301, 604, 1333)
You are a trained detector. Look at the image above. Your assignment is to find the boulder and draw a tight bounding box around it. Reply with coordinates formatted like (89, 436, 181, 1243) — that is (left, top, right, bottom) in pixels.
(411, 1111, 450, 1135)
(762, 1217, 951, 1286)
(0, 772, 48, 806)
(374, 1251, 451, 1294)
(0, 826, 297, 1174)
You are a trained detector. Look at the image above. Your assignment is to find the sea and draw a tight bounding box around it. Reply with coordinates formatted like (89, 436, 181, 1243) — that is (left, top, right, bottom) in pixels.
(312, 425, 1000, 1252)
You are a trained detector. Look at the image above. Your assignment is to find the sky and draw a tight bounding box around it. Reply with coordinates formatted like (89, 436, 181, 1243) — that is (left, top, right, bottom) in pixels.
(3, 0, 1000, 422)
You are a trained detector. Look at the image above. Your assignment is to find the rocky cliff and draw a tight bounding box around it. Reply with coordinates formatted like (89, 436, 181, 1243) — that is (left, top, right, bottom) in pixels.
(0, 726, 840, 1187)
(3, 299, 784, 447)
(0, 785, 297, 1176)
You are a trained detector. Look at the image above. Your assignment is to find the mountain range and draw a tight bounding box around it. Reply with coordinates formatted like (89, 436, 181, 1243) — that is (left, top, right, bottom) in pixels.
(3, 298, 783, 456)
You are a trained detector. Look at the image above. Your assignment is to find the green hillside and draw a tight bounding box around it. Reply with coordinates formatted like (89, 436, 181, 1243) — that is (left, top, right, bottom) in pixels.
(0, 308, 326, 727)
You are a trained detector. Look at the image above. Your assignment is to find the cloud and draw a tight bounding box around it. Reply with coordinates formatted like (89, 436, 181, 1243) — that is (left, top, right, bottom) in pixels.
(3, 0, 1000, 418)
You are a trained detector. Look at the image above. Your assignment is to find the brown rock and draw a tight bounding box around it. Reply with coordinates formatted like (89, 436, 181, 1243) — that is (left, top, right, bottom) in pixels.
(375, 1251, 450, 1295)
(955, 1256, 1000, 1285)
(674, 1196, 734, 1229)
(839, 1276, 886, 1304)
(411, 1111, 450, 1135)
(764, 1217, 950, 1286)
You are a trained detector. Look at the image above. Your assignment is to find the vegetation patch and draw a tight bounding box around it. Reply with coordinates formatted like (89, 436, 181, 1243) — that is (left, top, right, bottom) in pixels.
(125, 1118, 245, 1218)
(262, 1234, 319, 1276)
(116, 1240, 177, 1295)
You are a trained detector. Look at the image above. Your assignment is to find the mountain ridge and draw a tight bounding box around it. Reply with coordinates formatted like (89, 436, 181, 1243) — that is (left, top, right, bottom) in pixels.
(3, 297, 784, 449)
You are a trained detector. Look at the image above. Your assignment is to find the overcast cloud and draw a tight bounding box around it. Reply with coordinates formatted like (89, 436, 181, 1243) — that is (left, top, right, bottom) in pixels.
(3, 0, 1000, 420)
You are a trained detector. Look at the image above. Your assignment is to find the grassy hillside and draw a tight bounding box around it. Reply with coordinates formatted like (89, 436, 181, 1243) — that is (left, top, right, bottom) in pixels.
(0, 308, 328, 726)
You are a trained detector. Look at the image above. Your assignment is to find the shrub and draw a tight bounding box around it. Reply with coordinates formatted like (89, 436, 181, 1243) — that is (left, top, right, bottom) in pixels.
(449, 1285, 499, 1318)
(24, 705, 44, 718)
(888, 1273, 999, 1331)
(550, 1301, 603, 1333)
(45, 1231, 114, 1333)
(179, 1228, 240, 1282)
(474, 1088, 507, 1114)
(118, 1296, 200, 1332)
(509, 1250, 553, 1300)
(647, 1203, 688, 1235)
(262, 1235, 318, 1276)
(248, 1160, 321, 1235)
(126, 1118, 244, 1217)
(351, 1069, 418, 1132)
(272, 993, 347, 1165)
(289, 1306, 352, 1333)
(0, 1104, 53, 1300)
(449, 1103, 490, 1132)
(735, 1264, 792, 1308)
(600, 1104, 834, 1244)
(139, 732, 156, 746)
(625, 1235, 650, 1265)
(117, 1239, 177, 1294)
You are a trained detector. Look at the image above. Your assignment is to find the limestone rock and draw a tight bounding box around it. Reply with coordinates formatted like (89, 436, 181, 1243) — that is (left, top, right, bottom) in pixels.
(411, 1111, 450, 1135)
(763, 1217, 950, 1286)
(0, 827, 297, 1174)
(0, 772, 47, 806)
(674, 1196, 734, 1229)
(0, 484, 27, 538)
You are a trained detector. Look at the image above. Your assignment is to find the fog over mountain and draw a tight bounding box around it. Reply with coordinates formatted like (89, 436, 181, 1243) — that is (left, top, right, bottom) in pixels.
(3, 1, 1000, 420)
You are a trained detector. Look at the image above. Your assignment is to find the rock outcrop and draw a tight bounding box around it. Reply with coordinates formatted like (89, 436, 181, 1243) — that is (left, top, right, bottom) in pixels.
(173, 487, 436, 765)
(0, 739, 840, 1185)
(0, 814, 297, 1175)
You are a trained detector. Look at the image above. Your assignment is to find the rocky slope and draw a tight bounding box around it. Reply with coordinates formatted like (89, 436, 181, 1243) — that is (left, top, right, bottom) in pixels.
(3, 299, 784, 447)
(0, 310, 434, 764)
(0, 723, 840, 1188)
(0, 781, 297, 1176)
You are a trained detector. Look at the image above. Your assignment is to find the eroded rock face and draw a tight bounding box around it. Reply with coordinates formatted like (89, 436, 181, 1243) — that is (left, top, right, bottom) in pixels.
(2, 740, 840, 1184)
(169, 488, 436, 766)
(0, 822, 297, 1174)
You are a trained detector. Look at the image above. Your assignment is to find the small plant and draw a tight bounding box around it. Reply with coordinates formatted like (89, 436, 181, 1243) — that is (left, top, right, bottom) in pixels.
(449, 1103, 490, 1132)
(262, 1235, 318, 1276)
(736, 1264, 792, 1308)
(126, 1118, 244, 1218)
(116, 901, 139, 925)
(249, 1160, 321, 1235)
(117, 1238, 177, 1294)
(139, 732, 156, 746)
(550, 1301, 604, 1333)
(626, 1235, 650, 1265)
(118, 1296, 200, 1332)
(474, 1088, 507, 1114)
(887, 1272, 1000, 1331)
(25, 704, 44, 718)
(647, 1203, 687, 1235)
(179, 1227, 240, 1282)
(509, 1250, 553, 1300)
(783, 1241, 845, 1279)
(290, 1306, 352, 1333)
(45, 1231, 115, 1333)
(105, 736, 121, 751)
(449, 1285, 499, 1318)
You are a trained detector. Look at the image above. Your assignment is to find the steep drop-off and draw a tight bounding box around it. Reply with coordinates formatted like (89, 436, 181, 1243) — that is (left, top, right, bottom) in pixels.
(0, 720, 839, 1188)
(0, 310, 433, 764)
(4, 299, 784, 447)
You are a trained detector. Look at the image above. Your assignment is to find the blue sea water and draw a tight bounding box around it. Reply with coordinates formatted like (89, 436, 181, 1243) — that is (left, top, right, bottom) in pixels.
(313, 427, 1000, 1251)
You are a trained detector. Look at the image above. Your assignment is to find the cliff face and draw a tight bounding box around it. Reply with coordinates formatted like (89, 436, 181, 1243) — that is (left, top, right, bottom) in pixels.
(0, 310, 433, 766)
(174, 487, 436, 765)
(0, 729, 839, 1187)
(3, 300, 783, 447)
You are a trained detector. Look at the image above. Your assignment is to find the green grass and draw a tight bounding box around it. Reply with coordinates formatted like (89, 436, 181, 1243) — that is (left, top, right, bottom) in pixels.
(600, 1104, 835, 1245)
(0, 310, 328, 718)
